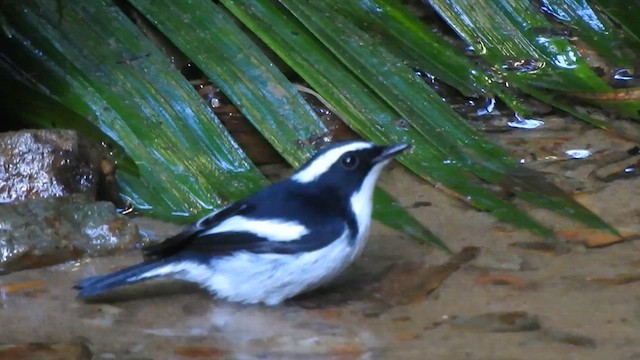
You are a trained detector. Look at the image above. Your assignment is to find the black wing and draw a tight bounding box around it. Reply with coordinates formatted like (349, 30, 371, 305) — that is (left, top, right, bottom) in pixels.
(179, 220, 347, 257)
(143, 180, 353, 259)
(143, 210, 348, 259)
(142, 202, 249, 259)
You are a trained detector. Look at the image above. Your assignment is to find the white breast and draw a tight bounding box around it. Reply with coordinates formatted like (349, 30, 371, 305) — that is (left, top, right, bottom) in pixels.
(177, 230, 356, 305)
(134, 231, 357, 305)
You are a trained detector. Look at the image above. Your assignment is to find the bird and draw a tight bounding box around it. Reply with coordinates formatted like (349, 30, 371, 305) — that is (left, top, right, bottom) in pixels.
(74, 140, 410, 305)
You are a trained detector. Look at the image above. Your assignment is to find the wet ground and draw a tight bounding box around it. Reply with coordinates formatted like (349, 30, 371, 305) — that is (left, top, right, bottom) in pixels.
(2, 115, 640, 359)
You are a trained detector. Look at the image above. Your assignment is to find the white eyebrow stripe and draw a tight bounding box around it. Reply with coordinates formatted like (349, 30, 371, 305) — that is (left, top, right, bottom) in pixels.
(292, 142, 373, 183)
(202, 216, 309, 242)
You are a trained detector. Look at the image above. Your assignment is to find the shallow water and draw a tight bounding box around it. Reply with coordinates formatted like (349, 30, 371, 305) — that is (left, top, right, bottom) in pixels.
(2, 115, 640, 359)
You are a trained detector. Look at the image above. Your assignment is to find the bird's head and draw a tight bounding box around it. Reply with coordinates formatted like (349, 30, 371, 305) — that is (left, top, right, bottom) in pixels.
(291, 141, 410, 200)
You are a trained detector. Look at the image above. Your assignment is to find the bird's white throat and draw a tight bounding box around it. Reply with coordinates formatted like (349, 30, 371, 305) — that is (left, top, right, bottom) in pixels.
(349, 160, 388, 257)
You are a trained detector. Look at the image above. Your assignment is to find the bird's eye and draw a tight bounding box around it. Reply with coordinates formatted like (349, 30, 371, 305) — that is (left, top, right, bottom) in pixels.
(341, 154, 359, 169)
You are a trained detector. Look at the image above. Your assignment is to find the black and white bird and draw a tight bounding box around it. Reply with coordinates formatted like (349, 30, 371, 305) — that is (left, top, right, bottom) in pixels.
(75, 140, 409, 305)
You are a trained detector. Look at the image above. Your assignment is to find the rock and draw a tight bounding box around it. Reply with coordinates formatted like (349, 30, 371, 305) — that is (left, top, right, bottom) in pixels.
(0, 129, 105, 202)
(0, 195, 140, 272)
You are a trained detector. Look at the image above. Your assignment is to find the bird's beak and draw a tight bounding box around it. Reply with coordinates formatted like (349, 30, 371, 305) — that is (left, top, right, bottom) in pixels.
(373, 143, 411, 164)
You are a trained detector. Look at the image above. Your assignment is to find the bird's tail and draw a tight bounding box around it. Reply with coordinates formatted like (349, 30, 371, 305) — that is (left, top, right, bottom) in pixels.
(74, 259, 172, 299)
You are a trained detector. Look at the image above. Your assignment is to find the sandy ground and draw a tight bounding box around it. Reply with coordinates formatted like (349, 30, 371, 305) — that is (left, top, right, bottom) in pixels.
(1, 116, 640, 359)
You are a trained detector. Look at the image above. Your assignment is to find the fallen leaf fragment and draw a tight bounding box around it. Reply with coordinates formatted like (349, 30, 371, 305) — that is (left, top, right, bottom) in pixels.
(474, 274, 526, 287)
(587, 273, 640, 286)
(395, 332, 420, 342)
(541, 329, 596, 348)
(450, 311, 541, 332)
(306, 308, 341, 320)
(0, 280, 46, 294)
(376, 247, 479, 305)
(174, 345, 228, 358)
(0, 342, 92, 360)
(329, 343, 364, 358)
(391, 315, 412, 323)
(556, 228, 624, 247)
(509, 241, 571, 255)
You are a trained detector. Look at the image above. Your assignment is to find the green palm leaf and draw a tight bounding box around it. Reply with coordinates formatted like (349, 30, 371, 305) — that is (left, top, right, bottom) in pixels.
(2, 0, 635, 251)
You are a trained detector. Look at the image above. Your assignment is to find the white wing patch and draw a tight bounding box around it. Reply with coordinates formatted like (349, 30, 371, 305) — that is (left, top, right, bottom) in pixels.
(292, 142, 373, 183)
(202, 216, 310, 242)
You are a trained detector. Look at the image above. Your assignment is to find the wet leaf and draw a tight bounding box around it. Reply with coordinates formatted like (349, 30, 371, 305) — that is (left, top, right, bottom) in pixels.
(234, 0, 616, 239)
(0, 342, 92, 360)
(128, 0, 327, 166)
(0, 280, 46, 294)
(509, 241, 571, 255)
(0, 0, 268, 220)
(450, 311, 541, 332)
(0, 74, 138, 175)
(329, 0, 533, 116)
(539, 0, 634, 68)
(426, 0, 609, 92)
(585, 1, 640, 52)
(239, 0, 557, 240)
(474, 274, 527, 287)
(0, 0, 443, 249)
(515, 186, 619, 237)
(556, 228, 624, 247)
(373, 190, 450, 251)
(325, 0, 491, 97)
(305, 309, 342, 320)
(540, 329, 597, 348)
(128, 0, 446, 248)
(328, 344, 364, 358)
(376, 246, 479, 305)
(173, 346, 228, 358)
(587, 273, 640, 286)
(394, 332, 420, 341)
(2, 0, 629, 249)
(425, 0, 640, 120)
(279, 0, 514, 168)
